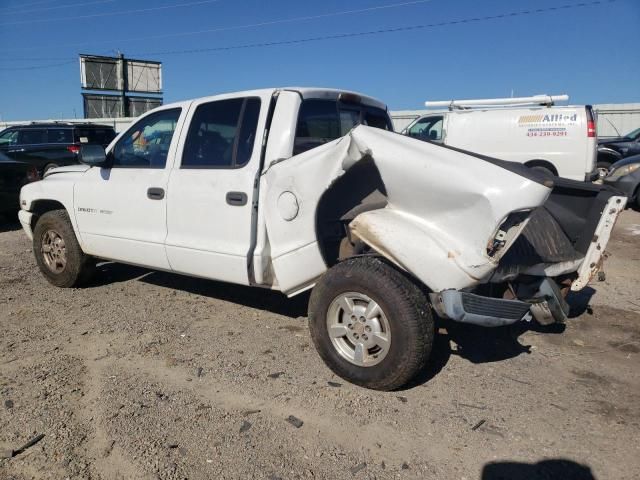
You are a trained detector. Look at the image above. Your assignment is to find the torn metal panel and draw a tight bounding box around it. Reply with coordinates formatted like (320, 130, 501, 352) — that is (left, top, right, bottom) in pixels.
(263, 125, 552, 294)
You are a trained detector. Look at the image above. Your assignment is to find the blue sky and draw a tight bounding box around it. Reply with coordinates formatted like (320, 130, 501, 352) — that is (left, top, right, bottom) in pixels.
(0, 0, 638, 120)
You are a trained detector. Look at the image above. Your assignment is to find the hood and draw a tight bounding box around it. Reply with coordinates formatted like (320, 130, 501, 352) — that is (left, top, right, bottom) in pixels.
(43, 164, 91, 178)
(610, 154, 640, 170)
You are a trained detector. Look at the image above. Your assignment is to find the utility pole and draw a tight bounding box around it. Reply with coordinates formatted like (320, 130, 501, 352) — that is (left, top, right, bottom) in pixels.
(119, 52, 129, 118)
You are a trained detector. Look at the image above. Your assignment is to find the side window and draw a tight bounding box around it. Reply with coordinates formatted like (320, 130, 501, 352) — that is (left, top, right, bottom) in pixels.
(294, 100, 392, 155)
(18, 129, 46, 145)
(364, 108, 392, 130)
(112, 108, 181, 168)
(408, 116, 443, 142)
(182, 97, 260, 168)
(0, 130, 18, 147)
(294, 100, 340, 155)
(427, 117, 443, 142)
(47, 129, 73, 144)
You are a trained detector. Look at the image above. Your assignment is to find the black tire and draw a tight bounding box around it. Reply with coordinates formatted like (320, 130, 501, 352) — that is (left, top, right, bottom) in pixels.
(32, 209, 95, 287)
(531, 165, 554, 178)
(44, 163, 60, 174)
(308, 256, 434, 390)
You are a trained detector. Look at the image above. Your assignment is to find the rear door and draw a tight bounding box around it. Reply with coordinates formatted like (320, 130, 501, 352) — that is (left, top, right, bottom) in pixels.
(165, 93, 267, 285)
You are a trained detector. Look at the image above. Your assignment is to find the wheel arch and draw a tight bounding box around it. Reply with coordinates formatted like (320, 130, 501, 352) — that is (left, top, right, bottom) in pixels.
(29, 199, 68, 230)
(597, 148, 622, 166)
(524, 159, 558, 176)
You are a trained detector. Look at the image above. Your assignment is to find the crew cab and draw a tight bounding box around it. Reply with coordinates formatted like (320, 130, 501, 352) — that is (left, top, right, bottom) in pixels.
(18, 88, 626, 390)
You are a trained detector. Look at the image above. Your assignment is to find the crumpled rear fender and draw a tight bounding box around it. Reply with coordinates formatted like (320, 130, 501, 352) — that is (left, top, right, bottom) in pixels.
(263, 125, 552, 295)
(349, 209, 495, 292)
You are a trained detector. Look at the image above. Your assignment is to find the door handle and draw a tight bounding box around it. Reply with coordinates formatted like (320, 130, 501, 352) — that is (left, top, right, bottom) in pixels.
(8, 148, 25, 153)
(226, 191, 247, 206)
(147, 187, 165, 200)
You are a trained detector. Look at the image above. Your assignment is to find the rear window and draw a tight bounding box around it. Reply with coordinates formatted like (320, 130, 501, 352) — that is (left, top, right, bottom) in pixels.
(294, 99, 391, 155)
(74, 127, 116, 146)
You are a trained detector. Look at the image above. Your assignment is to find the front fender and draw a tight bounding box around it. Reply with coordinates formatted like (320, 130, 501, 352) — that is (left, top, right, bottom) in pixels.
(19, 176, 83, 247)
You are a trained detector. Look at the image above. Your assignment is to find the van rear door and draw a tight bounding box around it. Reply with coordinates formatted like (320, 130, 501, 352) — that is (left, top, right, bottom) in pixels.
(585, 105, 599, 179)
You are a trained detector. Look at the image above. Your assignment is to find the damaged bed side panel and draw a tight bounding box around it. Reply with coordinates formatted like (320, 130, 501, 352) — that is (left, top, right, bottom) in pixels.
(263, 126, 552, 295)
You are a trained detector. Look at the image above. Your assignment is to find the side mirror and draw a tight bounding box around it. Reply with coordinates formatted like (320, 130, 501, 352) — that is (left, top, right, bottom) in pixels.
(78, 144, 108, 167)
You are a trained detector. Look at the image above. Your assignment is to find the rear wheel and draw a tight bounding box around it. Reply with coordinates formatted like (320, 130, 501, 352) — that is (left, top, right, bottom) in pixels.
(308, 256, 434, 390)
(33, 210, 95, 287)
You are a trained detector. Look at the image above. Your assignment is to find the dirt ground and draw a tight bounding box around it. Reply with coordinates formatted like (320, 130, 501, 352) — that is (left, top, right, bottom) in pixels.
(1, 210, 639, 480)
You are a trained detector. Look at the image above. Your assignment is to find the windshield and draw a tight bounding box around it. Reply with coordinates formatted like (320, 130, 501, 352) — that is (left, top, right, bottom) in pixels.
(624, 127, 640, 140)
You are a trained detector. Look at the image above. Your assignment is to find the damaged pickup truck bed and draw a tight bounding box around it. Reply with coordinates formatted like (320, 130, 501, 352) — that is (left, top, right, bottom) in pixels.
(18, 87, 626, 390)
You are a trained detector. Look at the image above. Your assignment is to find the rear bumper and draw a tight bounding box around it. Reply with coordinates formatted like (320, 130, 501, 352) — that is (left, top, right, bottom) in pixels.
(571, 195, 627, 291)
(431, 276, 571, 328)
(431, 290, 532, 327)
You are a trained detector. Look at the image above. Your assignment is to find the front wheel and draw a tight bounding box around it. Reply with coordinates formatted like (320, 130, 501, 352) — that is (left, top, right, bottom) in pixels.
(308, 256, 434, 390)
(33, 210, 95, 287)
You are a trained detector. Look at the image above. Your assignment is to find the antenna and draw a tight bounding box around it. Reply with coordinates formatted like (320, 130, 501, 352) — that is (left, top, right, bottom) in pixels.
(425, 94, 569, 109)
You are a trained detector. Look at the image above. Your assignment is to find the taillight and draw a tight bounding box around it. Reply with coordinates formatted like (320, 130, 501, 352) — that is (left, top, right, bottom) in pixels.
(586, 105, 596, 138)
(67, 145, 80, 154)
(26, 166, 39, 182)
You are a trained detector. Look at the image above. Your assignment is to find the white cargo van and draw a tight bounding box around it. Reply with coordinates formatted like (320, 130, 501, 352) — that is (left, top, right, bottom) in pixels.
(402, 95, 598, 181)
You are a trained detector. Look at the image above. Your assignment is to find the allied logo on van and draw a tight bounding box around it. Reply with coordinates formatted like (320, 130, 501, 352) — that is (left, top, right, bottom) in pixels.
(518, 113, 577, 124)
(518, 111, 577, 137)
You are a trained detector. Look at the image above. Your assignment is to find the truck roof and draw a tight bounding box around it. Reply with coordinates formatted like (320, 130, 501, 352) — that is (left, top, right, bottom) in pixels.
(162, 87, 388, 111)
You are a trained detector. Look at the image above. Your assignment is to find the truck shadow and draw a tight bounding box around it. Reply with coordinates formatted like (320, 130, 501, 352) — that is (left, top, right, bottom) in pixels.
(90, 262, 598, 385)
(406, 288, 597, 388)
(481, 458, 596, 480)
(403, 319, 565, 389)
(90, 262, 310, 319)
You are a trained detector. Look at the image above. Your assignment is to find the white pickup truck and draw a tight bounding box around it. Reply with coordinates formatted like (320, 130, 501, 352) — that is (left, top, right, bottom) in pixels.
(18, 87, 626, 390)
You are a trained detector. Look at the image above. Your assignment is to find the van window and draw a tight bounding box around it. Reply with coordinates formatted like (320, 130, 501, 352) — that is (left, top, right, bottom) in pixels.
(18, 129, 46, 145)
(47, 129, 73, 144)
(408, 116, 444, 142)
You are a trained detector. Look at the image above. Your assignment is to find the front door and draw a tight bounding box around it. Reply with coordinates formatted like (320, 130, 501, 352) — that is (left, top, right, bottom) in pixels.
(74, 106, 187, 270)
(165, 94, 266, 285)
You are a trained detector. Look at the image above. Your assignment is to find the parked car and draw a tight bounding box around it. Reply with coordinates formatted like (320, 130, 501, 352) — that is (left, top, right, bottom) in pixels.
(17, 87, 626, 390)
(0, 122, 116, 176)
(0, 151, 39, 217)
(401, 95, 598, 181)
(597, 127, 640, 174)
(604, 153, 640, 209)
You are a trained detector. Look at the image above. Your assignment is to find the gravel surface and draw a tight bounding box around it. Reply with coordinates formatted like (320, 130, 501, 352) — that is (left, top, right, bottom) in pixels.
(1, 210, 639, 480)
